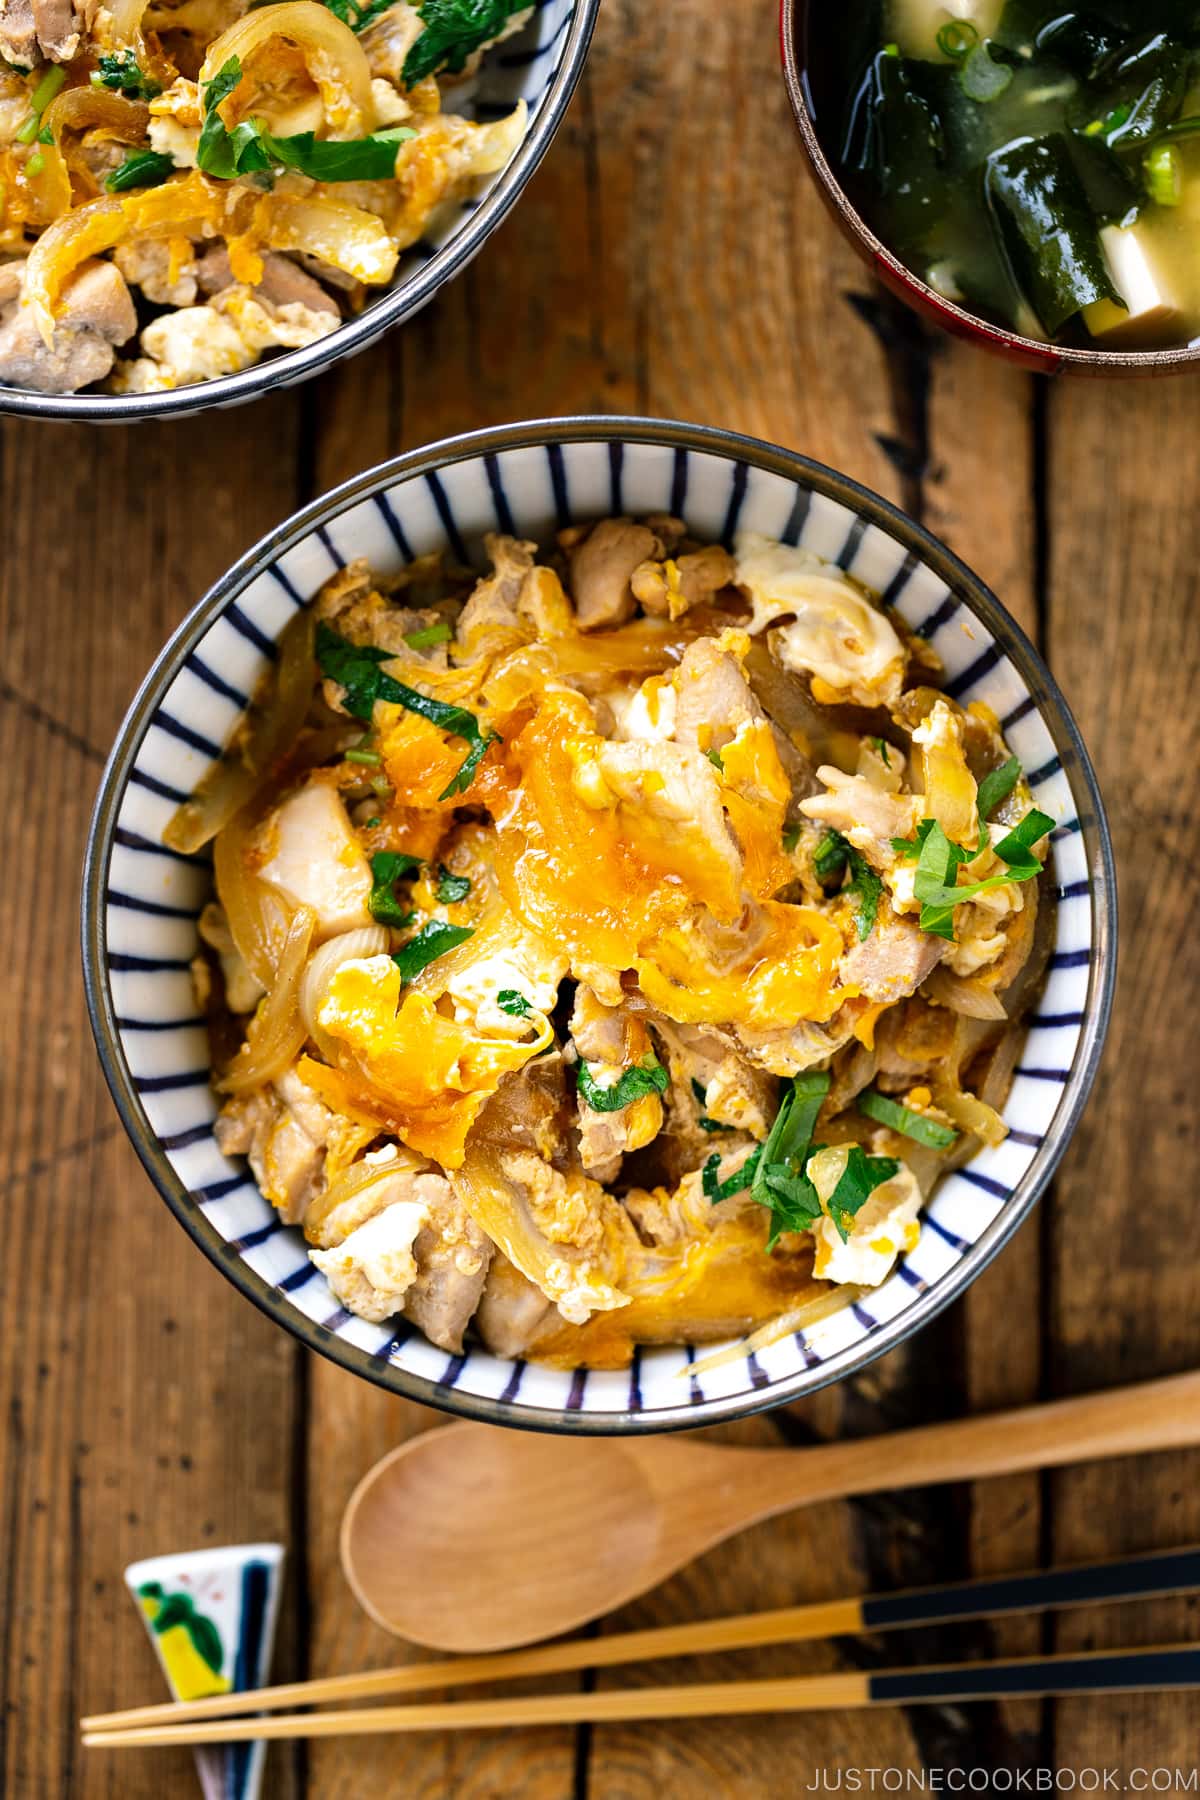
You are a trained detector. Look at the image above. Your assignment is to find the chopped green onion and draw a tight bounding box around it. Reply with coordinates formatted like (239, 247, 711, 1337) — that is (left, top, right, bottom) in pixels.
(404, 621, 453, 649)
(857, 1087, 958, 1150)
(344, 747, 382, 765)
(936, 19, 978, 60)
(1144, 142, 1181, 207)
(30, 64, 65, 113)
(392, 920, 474, 981)
(576, 1056, 669, 1113)
(24, 149, 44, 176)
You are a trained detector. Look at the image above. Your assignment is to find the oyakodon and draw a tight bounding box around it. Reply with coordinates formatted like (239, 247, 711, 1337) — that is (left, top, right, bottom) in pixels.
(0, 0, 531, 393)
(170, 514, 1055, 1368)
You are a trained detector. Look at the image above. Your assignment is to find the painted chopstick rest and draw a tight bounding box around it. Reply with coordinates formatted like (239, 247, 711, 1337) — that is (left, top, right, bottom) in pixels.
(124, 1543, 284, 1800)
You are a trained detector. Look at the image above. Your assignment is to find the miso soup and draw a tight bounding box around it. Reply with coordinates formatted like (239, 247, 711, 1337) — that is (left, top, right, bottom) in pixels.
(807, 2, 1200, 349)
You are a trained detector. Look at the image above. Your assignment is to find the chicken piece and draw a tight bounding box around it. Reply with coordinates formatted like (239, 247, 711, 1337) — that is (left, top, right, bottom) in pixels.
(114, 240, 201, 309)
(198, 901, 264, 1015)
(474, 1252, 554, 1357)
(216, 1069, 337, 1224)
(310, 1199, 428, 1324)
(30, 0, 79, 58)
(631, 543, 735, 619)
(485, 1150, 631, 1325)
(0, 259, 136, 395)
(651, 1017, 777, 1138)
(823, 1039, 879, 1115)
(256, 783, 373, 943)
(404, 1178, 493, 1353)
(109, 286, 338, 393)
(672, 634, 766, 754)
(314, 556, 451, 664)
(455, 533, 536, 653)
(0, 0, 37, 64)
(734, 1008, 864, 1079)
(196, 245, 340, 317)
(799, 766, 922, 872)
(841, 909, 945, 1004)
(564, 518, 662, 630)
(476, 1054, 573, 1167)
(570, 986, 664, 1182)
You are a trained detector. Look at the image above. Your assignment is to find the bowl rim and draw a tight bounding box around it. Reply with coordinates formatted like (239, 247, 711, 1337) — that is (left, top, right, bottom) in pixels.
(82, 413, 1117, 1434)
(0, 0, 600, 424)
(778, 0, 1200, 376)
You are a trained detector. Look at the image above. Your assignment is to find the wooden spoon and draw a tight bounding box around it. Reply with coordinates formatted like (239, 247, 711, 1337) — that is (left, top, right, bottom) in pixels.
(341, 1370, 1200, 1653)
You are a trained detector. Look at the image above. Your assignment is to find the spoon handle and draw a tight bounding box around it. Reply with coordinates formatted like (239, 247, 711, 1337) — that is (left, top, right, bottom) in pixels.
(743, 1369, 1200, 1518)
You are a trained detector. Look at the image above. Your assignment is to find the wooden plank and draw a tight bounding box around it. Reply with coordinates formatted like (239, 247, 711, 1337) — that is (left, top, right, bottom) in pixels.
(0, 405, 307, 1799)
(1041, 374, 1200, 1771)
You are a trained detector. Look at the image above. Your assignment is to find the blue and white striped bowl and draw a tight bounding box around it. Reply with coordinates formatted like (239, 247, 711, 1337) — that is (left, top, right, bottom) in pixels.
(0, 0, 596, 423)
(82, 418, 1116, 1432)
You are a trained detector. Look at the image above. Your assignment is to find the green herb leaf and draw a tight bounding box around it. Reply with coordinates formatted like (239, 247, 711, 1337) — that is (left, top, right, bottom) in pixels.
(704, 746, 725, 771)
(815, 830, 880, 940)
(403, 0, 530, 86)
(368, 849, 421, 927)
(435, 864, 471, 904)
(197, 56, 413, 182)
(91, 50, 161, 100)
(825, 1146, 902, 1243)
(872, 736, 892, 767)
(702, 1146, 763, 1203)
(104, 149, 176, 193)
(857, 1087, 958, 1149)
(912, 812, 1052, 940)
(318, 0, 394, 32)
(496, 988, 532, 1018)
(975, 754, 1021, 852)
(576, 1056, 669, 1114)
(316, 622, 500, 800)
(404, 620, 453, 649)
(750, 1070, 831, 1245)
(699, 1116, 731, 1133)
(392, 920, 474, 980)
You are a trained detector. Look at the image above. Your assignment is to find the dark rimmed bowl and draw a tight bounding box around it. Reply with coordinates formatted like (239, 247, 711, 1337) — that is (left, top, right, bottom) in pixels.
(779, 0, 1200, 377)
(82, 415, 1116, 1433)
(0, 0, 598, 423)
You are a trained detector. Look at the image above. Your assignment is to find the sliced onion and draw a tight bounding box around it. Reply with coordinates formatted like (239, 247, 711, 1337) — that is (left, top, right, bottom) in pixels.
(166, 608, 316, 854)
(24, 172, 229, 342)
(688, 1283, 858, 1379)
(302, 1148, 425, 1246)
(253, 191, 398, 284)
(108, 0, 152, 44)
(933, 1084, 1009, 1150)
(924, 966, 1007, 1021)
(43, 88, 150, 145)
(213, 803, 295, 989)
(201, 2, 376, 136)
(218, 904, 316, 1093)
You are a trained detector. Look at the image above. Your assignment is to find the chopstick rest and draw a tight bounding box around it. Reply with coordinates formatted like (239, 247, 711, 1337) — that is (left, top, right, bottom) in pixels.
(124, 1544, 284, 1799)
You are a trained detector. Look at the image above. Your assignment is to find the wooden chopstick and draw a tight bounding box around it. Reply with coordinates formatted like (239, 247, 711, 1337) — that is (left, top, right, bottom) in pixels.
(82, 1544, 1200, 1735)
(80, 1643, 1200, 1747)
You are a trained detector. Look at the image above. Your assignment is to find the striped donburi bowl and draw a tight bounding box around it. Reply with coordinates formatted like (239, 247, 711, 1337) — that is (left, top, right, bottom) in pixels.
(1, 0, 598, 422)
(82, 418, 1115, 1432)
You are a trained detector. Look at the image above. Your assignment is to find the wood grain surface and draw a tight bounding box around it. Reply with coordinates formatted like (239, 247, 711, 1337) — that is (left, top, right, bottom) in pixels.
(1, 0, 1196, 1792)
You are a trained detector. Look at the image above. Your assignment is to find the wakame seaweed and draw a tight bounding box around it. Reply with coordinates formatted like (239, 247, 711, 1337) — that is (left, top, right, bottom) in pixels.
(818, 2, 1200, 346)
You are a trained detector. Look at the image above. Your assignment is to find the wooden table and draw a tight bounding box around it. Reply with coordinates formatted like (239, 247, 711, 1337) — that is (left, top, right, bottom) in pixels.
(3, 1, 1198, 1791)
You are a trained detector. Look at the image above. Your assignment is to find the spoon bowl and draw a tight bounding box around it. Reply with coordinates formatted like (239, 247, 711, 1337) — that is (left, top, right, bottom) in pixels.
(340, 1373, 1200, 1652)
